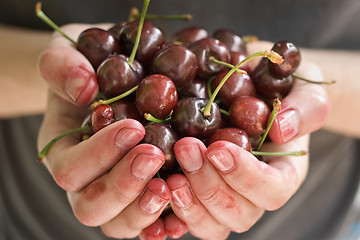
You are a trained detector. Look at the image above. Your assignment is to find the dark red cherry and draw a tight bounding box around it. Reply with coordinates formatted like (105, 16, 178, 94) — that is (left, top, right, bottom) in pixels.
(150, 45, 198, 89)
(211, 70, 255, 108)
(230, 51, 252, 74)
(229, 96, 270, 137)
(207, 128, 252, 152)
(97, 54, 141, 99)
(107, 23, 125, 40)
(119, 19, 165, 66)
(188, 37, 231, 79)
(136, 74, 178, 120)
(172, 26, 208, 46)
(110, 100, 143, 122)
(142, 122, 180, 179)
(171, 98, 221, 139)
(251, 58, 294, 100)
(213, 29, 246, 53)
(180, 77, 209, 99)
(268, 40, 301, 78)
(91, 104, 114, 133)
(76, 28, 120, 70)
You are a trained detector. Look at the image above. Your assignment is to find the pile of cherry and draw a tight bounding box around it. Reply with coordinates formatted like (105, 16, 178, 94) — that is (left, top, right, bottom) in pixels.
(37, 0, 316, 179)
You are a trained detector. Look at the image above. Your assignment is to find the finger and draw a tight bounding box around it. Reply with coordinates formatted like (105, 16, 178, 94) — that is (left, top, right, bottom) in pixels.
(163, 213, 188, 239)
(206, 135, 309, 210)
(174, 137, 264, 233)
(166, 174, 231, 239)
(100, 178, 170, 239)
(139, 218, 167, 240)
(67, 144, 165, 227)
(269, 62, 331, 144)
(39, 92, 146, 192)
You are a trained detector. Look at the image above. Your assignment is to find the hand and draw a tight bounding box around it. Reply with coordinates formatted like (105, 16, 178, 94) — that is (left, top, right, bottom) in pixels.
(155, 41, 331, 239)
(37, 24, 170, 239)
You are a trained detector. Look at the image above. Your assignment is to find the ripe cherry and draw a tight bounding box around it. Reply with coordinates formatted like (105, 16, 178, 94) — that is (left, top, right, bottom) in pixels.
(251, 58, 294, 100)
(119, 19, 165, 66)
(207, 128, 252, 152)
(213, 29, 246, 53)
(268, 40, 301, 78)
(188, 37, 231, 79)
(180, 77, 209, 99)
(110, 100, 143, 122)
(229, 96, 270, 137)
(150, 45, 198, 89)
(97, 54, 141, 98)
(136, 74, 178, 120)
(91, 104, 114, 133)
(211, 70, 255, 107)
(172, 26, 208, 46)
(171, 98, 221, 139)
(142, 122, 180, 179)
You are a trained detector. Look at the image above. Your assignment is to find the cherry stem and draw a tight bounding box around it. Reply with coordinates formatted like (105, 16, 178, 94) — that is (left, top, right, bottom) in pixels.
(252, 150, 307, 157)
(127, 0, 150, 66)
(255, 98, 281, 151)
(242, 35, 259, 43)
(144, 113, 171, 123)
(208, 56, 247, 75)
(292, 73, 336, 85)
(129, 7, 192, 21)
(35, 2, 77, 45)
(91, 85, 138, 110)
(202, 50, 283, 117)
(38, 126, 89, 161)
(219, 108, 229, 116)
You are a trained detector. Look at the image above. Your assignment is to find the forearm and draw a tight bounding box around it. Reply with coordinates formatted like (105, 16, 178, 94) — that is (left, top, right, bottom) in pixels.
(0, 24, 50, 118)
(301, 48, 360, 138)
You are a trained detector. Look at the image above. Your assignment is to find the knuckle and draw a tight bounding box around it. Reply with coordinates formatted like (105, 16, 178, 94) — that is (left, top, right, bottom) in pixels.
(51, 164, 79, 192)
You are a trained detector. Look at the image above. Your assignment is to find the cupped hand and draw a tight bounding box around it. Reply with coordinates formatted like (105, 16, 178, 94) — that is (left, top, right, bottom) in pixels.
(37, 24, 170, 239)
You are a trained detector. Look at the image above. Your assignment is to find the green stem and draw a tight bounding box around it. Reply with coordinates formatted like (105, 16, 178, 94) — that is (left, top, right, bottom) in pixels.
(91, 85, 138, 110)
(293, 73, 336, 85)
(252, 150, 307, 157)
(202, 50, 283, 117)
(35, 2, 76, 45)
(128, 0, 150, 66)
(256, 98, 281, 151)
(208, 56, 247, 74)
(38, 126, 89, 161)
(144, 113, 171, 123)
(220, 108, 229, 116)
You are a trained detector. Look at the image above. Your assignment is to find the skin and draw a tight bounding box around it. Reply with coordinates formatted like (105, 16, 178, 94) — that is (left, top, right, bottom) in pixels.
(2, 22, 359, 239)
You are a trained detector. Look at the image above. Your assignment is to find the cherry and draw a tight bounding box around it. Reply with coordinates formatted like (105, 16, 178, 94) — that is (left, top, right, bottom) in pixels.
(211, 70, 255, 108)
(36, 3, 120, 71)
(268, 40, 301, 78)
(97, 54, 141, 98)
(230, 51, 252, 74)
(150, 45, 198, 89)
(119, 19, 165, 66)
(91, 104, 114, 133)
(180, 77, 209, 99)
(110, 99, 143, 122)
(142, 122, 180, 179)
(207, 128, 252, 152)
(171, 98, 221, 139)
(171, 26, 208, 46)
(187, 37, 231, 79)
(136, 74, 178, 120)
(229, 96, 271, 138)
(107, 22, 126, 40)
(251, 58, 294, 100)
(213, 29, 247, 53)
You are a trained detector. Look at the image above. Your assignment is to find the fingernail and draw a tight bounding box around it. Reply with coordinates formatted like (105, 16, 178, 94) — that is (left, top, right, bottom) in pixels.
(207, 149, 234, 172)
(171, 184, 193, 208)
(115, 127, 143, 149)
(65, 66, 92, 102)
(139, 188, 169, 214)
(131, 153, 163, 180)
(276, 109, 300, 143)
(176, 143, 203, 173)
